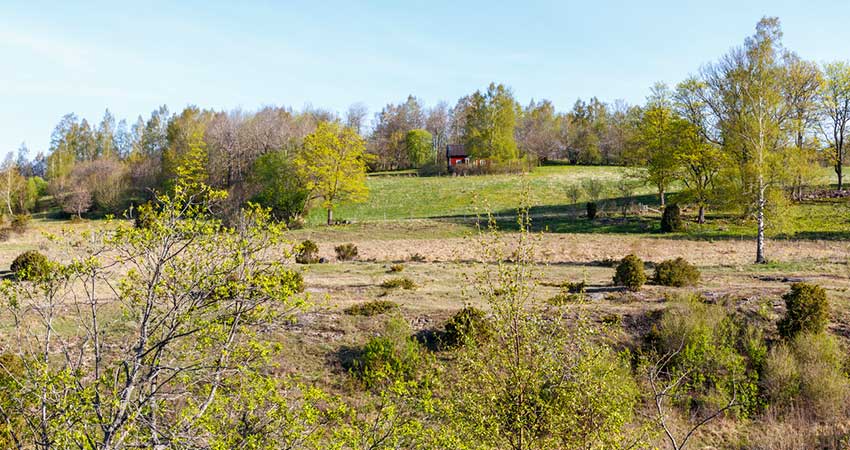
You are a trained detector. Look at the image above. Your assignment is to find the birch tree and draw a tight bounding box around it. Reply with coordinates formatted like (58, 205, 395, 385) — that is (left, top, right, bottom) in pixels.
(697, 17, 792, 263)
(819, 61, 850, 190)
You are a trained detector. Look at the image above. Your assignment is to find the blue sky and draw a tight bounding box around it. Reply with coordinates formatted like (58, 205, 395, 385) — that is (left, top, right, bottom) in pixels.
(3, 0, 850, 156)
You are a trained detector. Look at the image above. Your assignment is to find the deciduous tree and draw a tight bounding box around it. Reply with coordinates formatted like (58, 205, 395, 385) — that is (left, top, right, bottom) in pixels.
(404, 129, 433, 168)
(295, 122, 371, 225)
(461, 83, 521, 162)
(819, 61, 850, 190)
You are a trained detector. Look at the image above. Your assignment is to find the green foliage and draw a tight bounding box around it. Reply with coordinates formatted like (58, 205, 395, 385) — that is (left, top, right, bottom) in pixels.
(586, 201, 597, 220)
(404, 129, 434, 168)
(762, 332, 850, 419)
(334, 243, 359, 261)
(461, 83, 521, 162)
(442, 307, 491, 348)
(660, 203, 683, 232)
(0, 175, 308, 448)
(650, 297, 763, 418)
(547, 279, 587, 305)
(344, 300, 399, 316)
(546, 289, 584, 306)
(653, 257, 700, 287)
(348, 318, 422, 388)
(250, 150, 310, 223)
(198, 372, 345, 450)
(0, 353, 26, 448)
(564, 183, 582, 204)
(295, 121, 371, 225)
(134, 201, 156, 229)
(380, 277, 417, 290)
(295, 239, 320, 264)
(581, 177, 607, 202)
(613, 254, 646, 291)
(628, 85, 681, 205)
(778, 282, 829, 340)
(447, 212, 639, 450)
(10, 250, 51, 281)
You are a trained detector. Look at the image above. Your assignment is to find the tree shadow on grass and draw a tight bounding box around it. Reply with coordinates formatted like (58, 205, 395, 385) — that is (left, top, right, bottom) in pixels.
(430, 193, 764, 241)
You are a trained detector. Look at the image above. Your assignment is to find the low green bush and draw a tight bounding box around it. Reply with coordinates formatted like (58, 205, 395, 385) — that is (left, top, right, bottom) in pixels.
(547, 290, 584, 305)
(344, 300, 399, 316)
(650, 296, 764, 417)
(613, 254, 646, 292)
(762, 332, 849, 419)
(334, 243, 358, 261)
(778, 282, 829, 340)
(653, 258, 700, 287)
(11, 250, 51, 281)
(660, 203, 683, 232)
(346, 318, 422, 388)
(443, 307, 491, 348)
(380, 277, 417, 290)
(601, 313, 621, 327)
(295, 240, 320, 264)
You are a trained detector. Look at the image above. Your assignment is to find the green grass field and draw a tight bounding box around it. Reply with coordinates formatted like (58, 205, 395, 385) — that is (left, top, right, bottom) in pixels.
(307, 166, 641, 223)
(305, 164, 850, 241)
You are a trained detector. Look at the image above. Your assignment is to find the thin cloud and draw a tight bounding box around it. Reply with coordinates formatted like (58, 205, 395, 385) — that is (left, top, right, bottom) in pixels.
(0, 28, 91, 71)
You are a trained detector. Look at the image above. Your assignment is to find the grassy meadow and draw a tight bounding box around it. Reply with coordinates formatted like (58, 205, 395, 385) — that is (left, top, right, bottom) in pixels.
(3, 163, 850, 448)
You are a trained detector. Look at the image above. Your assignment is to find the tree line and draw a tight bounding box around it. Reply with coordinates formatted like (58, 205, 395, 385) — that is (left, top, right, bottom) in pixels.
(2, 18, 848, 240)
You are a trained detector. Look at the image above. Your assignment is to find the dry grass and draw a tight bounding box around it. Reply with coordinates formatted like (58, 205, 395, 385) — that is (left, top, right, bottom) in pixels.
(3, 215, 850, 447)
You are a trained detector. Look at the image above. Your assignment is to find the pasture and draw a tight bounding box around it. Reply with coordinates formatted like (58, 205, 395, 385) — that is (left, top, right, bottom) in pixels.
(3, 164, 850, 448)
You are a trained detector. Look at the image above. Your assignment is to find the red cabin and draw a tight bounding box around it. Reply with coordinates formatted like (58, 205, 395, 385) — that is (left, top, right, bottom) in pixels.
(446, 144, 470, 169)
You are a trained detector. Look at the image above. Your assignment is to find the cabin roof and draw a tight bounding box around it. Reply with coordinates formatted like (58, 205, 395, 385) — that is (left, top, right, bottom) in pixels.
(446, 144, 468, 157)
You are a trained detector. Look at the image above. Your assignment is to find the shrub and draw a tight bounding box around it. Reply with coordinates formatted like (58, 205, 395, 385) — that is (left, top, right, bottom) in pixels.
(10, 250, 51, 281)
(388, 264, 405, 273)
(334, 243, 358, 261)
(586, 202, 597, 220)
(762, 332, 850, 419)
(417, 161, 446, 176)
(613, 254, 646, 291)
(443, 307, 491, 348)
(0, 228, 9, 242)
(10, 214, 30, 233)
(347, 318, 421, 388)
(380, 277, 417, 290)
(653, 258, 700, 287)
(408, 253, 426, 262)
(778, 282, 829, 340)
(344, 300, 399, 316)
(660, 203, 683, 232)
(250, 151, 310, 223)
(564, 280, 586, 294)
(651, 297, 762, 417)
(295, 240, 320, 264)
(546, 290, 584, 305)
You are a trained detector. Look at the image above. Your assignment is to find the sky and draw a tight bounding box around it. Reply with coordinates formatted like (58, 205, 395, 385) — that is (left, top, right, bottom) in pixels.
(3, 0, 850, 156)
